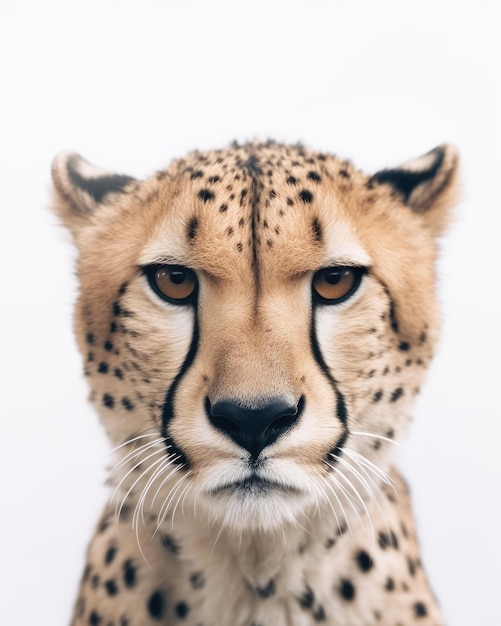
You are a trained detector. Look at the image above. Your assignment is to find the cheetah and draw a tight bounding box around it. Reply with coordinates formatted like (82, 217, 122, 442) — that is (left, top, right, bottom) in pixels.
(52, 140, 459, 626)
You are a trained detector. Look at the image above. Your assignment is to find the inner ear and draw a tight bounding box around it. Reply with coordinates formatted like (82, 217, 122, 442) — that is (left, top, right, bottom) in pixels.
(370, 144, 459, 214)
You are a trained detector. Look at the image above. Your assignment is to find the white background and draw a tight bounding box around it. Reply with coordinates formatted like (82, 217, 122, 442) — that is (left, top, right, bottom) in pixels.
(1, 1, 500, 624)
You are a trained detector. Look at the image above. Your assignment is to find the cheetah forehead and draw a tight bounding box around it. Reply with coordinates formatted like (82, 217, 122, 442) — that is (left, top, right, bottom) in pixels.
(139, 143, 372, 279)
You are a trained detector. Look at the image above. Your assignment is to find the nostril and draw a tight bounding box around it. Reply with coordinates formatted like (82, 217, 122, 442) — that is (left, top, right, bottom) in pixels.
(210, 414, 242, 438)
(267, 412, 297, 434)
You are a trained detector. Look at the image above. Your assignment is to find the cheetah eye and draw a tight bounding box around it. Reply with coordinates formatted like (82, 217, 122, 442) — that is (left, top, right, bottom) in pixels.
(144, 265, 198, 304)
(312, 266, 364, 304)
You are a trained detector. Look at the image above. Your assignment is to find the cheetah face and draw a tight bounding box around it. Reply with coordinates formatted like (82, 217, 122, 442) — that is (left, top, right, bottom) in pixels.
(52, 142, 458, 532)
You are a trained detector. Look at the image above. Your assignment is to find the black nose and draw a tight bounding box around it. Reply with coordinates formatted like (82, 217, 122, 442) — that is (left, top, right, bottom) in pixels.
(207, 396, 303, 460)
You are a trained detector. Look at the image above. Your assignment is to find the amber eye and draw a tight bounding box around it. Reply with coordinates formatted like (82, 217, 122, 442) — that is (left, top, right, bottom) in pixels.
(145, 265, 198, 304)
(312, 266, 364, 304)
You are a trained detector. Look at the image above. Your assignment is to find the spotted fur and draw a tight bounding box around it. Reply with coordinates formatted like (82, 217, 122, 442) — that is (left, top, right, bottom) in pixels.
(52, 141, 459, 626)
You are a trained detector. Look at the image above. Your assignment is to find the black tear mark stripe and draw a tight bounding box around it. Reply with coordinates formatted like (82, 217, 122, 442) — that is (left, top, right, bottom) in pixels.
(310, 306, 349, 464)
(160, 311, 199, 468)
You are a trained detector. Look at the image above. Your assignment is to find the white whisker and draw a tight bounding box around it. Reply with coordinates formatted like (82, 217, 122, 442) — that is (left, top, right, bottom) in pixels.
(109, 431, 160, 454)
(330, 454, 375, 544)
(350, 430, 420, 455)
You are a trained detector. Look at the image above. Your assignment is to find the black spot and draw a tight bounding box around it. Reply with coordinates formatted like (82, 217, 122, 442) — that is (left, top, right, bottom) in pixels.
(314, 605, 326, 622)
(98, 362, 109, 374)
(407, 556, 416, 576)
(190, 170, 203, 179)
(89, 611, 102, 625)
(104, 340, 113, 352)
(355, 550, 373, 572)
(113, 302, 121, 316)
(110, 322, 117, 333)
(390, 387, 404, 402)
(219, 203, 228, 213)
(339, 579, 355, 601)
(226, 227, 234, 236)
(103, 394, 114, 408)
(87, 352, 94, 362)
(256, 579, 275, 598)
(198, 189, 214, 202)
(399, 341, 410, 351)
(378, 530, 399, 550)
(325, 537, 335, 549)
(123, 560, 137, 587)
(122, 397, 134, 411)
(378, 532, 391, 549)
(286, 175, 297, 185)
(118, 283, 127, 295)
(267, 239, 273, 248)
(105, 579, 118, 596)
(83, 564, 91, 582)
(269, 189, 277, 198)
(307, 171, 321, 182)
(105, 545, 117, 565)
(175, 602, 189, 619)
(299, 586, 314, 609)
(311, 218, 323, 242)
(208, 175, 220, 183)
(160, 533, 180, 554)
(189, 571, 205, 589)
(86, 332, 95, 345)
(373, 390, 383, 402)
(419, 331, 427, 344)
(114, 368, 124, 379)
(119, 617, 129, 626)
(413, 602, 428, 618)
(239, 188, 248, 206)
(339, 168, 350, 179)
(187, 217, 199, 240)
(385, 577, 395, 591)
(286, 197, 294, 206)
(148, 591, 165, 620)
(237, 242, 243, 252)
(336, 522, 347, 536)
(91, 574, 100, 588)
(299, 189, 313, 203)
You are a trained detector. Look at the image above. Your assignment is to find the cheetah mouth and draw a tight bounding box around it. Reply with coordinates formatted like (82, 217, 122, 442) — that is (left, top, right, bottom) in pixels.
(211, 474, 301, 496)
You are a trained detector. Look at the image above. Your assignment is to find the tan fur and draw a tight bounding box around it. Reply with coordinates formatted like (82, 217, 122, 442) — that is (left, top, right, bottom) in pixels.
(52, 141, 459, 625)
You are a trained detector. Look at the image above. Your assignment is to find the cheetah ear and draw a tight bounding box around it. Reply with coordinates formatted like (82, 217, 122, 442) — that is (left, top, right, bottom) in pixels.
(51, 152, 137, 234)
(371, 144, 460, 236)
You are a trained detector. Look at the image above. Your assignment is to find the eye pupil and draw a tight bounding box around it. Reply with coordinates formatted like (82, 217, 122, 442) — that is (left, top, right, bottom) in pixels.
(169, 270, 186, 285)
(325, 271, 342, 285)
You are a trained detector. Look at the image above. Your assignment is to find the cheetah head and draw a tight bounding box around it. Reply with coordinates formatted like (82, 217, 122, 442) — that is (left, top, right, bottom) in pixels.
(52, 142, 459, 533)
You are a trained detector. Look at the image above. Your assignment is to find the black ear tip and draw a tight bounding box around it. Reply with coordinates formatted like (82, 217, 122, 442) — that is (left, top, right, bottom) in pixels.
(52, 151, 136, 206)
(371, 144, 458, 206)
